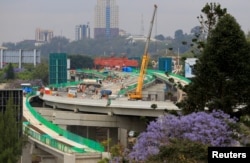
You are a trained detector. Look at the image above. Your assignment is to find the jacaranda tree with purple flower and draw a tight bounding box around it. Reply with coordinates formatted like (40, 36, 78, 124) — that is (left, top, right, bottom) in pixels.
(128, 110, 239, 162)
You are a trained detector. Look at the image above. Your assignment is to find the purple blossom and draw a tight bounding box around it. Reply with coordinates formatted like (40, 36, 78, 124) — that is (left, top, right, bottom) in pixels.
(128, 110, 238, 162)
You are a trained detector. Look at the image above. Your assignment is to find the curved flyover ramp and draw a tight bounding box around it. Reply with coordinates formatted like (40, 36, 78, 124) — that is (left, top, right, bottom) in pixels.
(22, 95, 104, 162)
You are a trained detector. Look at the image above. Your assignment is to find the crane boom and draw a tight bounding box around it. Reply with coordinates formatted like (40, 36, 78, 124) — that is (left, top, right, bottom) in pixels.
(128, 4, 157, 100)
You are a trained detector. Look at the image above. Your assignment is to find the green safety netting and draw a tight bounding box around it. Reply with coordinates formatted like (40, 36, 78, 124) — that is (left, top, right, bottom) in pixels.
(147, 69, 191, 84)
(118, 72, 156, 95)
(118, 69, 191, 95)
(24, 93, 104, 153)
(23, 122, 85, 153)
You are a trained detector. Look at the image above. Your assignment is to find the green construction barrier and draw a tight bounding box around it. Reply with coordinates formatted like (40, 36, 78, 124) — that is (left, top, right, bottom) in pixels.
(23, 122, 85, 153)
(25, 95, 104, 153)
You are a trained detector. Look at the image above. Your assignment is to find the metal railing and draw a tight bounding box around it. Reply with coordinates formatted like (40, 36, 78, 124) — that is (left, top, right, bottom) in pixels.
(24, 93, 104, 153)
(23, 122, 85, 153)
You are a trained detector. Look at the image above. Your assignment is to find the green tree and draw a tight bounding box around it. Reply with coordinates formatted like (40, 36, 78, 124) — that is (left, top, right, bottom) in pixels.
(40, 36, 70, 57)
(16, 63, 34, 80)
(5, 63, 15, 80)
(68, 54, 94, 69)
(32, 62, 49, 85)
(155, 34, 165, 41)
(182, 14, 250, 114)
(0, 97, 25, 162)
(189, 3, 227, 57)
(2, 42, 16, 49)
(197, 2, 227, 39)
(146, 139, 208, 163)
(15, 40, 36, 50)
(246, 31, 250, 43)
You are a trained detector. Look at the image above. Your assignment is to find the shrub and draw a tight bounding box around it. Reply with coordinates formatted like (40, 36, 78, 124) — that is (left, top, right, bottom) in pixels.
(128, 110, 238, 162)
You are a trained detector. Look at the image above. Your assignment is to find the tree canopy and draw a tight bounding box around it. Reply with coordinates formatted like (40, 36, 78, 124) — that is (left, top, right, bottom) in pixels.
(5, 63, 15, 80)
(0, 97, 25, 162)
(197, 2, 227, 38)
(181, 14, 250, 114)
(127, 110, 239, 162)
(68, 54, 94, 69)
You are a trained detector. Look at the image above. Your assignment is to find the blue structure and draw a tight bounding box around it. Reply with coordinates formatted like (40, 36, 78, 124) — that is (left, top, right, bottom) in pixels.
(75, 24, 90, 40)
(158, 57, 172, 72)
(21, 83, 32, 94)
(122, 67, 132, 72)
(105, 1, 111, 38)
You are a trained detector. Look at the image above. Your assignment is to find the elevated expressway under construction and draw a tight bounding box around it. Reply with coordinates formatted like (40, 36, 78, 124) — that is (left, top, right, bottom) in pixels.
(22, 69, 190, 163)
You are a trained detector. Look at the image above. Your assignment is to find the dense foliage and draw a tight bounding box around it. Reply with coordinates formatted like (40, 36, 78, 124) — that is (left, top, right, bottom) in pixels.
(0, 97, 26, 162)
(1, 28, 209, 60)
(0, 54, 94, 85)
(128, 110, 239, 162)
(198, 2, 227, 38)
(181, 14, 250, 114)
(190, 2, 227, 57)
(5, 63, 15, 80)
(147, 138, 208, 163)
(68, 54, 94, 69)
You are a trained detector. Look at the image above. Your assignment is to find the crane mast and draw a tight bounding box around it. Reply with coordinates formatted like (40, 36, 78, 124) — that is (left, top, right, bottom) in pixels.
(128, 4, 157, 100)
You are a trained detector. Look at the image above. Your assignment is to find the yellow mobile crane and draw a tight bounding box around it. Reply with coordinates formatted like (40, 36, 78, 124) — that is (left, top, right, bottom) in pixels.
(128, 4, 157, 100)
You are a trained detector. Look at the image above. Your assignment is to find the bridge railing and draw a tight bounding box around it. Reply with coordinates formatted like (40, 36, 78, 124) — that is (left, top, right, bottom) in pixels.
(23, 122, 85, 153)
(118, 69, 191, 96)
(25, 94, 104, 153)
(118, 71, 156, 95)
(147, 69, 191, 84)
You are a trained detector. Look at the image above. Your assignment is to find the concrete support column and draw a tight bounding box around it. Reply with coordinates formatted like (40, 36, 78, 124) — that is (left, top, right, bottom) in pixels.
(33, 49, 36, 67)
(0, 49, 3, 69)
(118, 128, 128, 148)
(21, 142, 32, 163)
(19, 49, 22, 69)
(63, 154, 75, 163)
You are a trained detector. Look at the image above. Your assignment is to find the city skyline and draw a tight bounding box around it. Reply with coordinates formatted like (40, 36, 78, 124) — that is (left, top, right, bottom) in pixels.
(0, 0, 250, 44)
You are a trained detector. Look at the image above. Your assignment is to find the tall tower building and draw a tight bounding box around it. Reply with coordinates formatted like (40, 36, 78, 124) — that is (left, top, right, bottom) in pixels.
(75, 24, 90, 40)
(94, 0, 119, 39)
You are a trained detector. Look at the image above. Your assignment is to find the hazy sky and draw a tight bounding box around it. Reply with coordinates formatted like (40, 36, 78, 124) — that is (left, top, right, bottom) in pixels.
(1, 0, 250, 44)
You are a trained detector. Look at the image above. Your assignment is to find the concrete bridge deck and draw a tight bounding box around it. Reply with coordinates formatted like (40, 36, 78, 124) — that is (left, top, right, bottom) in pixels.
(22, 97, 104, 163)
(42, 94, 180, 117)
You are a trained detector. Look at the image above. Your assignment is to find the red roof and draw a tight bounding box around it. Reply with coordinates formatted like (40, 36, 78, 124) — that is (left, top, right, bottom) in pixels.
(94, 57, 138, 68)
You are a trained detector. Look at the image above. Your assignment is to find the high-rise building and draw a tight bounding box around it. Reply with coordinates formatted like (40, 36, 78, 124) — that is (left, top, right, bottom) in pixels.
(94, 0, 119, 38)
(35, 28, 54, 42)
(75, 24, 90, 40)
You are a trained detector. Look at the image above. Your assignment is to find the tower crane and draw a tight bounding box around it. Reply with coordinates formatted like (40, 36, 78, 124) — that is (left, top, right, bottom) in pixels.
(128, 4, 157, 100)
